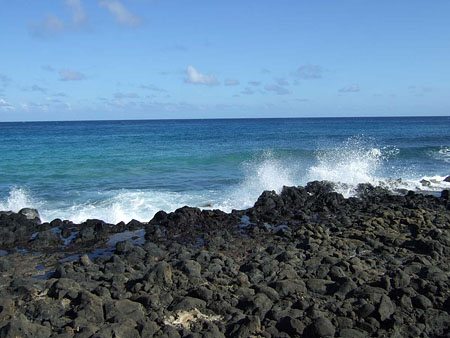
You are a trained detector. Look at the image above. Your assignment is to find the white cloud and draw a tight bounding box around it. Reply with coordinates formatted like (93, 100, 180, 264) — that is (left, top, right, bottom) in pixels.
(20, 102, 49, 112)
(20, 99, 71, 112)
(140, 84, 167, 92)
(276, 78, 290, 86)
(59, 69, 86, 81)
(24, 85, 47, 93)
(225, 79, 240, 86)
(294, 64, 323, 79)
(99, 0, 141, 27)
(30, 15, 65, 37)
(265, 84, 291, 95)
(339, 84, 360, 93)
(241, 87, 255, 95)
(0, 98, 14, 111)
(185, 66, 219, 86)
(53, 92, 68, 97)
(114, 92, 139, 99)
(248, 81, 261, 86)
(30, 1, 87, 37)
(43, 15, 65, 31)
(66, 0, 87, 25)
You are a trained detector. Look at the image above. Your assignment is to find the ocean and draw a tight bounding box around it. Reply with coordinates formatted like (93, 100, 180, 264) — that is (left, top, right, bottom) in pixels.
(0, 117, 449, 224)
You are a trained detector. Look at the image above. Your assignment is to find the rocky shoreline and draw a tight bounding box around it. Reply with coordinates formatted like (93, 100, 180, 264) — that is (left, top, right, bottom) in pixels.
(0, 181, 449, 337)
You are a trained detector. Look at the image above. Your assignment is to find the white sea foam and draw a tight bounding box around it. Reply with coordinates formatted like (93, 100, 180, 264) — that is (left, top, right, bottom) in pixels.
(216, 151, 296, 211)
(401, 175, 450, 191)
(40, 190, 209, 224)
(0, 187, 42, 212)
(435, 147, 450, 163)
(1, 139, 448, 223)
(306, 137, 397, 196)
(0, 188, 209, 224)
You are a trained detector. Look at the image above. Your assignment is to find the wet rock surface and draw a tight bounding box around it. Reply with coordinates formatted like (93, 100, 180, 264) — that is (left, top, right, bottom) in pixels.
(0, 182, 449, 337)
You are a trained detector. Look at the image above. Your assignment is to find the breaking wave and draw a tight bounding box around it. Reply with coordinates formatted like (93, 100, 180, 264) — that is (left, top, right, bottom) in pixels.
(307, 137, 399, 196)
(431, 146, 450, 163)
(1, 137, 449, 223)
(0, 188, 209, 224)
(216, 151, 297, 211)
(0, 187, 42, 213)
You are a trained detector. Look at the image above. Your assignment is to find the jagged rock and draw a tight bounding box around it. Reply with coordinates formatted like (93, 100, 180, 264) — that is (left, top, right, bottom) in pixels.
(144, 261, 173, 286)
(413, 295, 433, 310)
(179, 259, 202, 278)
(93, 320, 140, 338)
(49, 278, 82, 300)
(80, 253, 92, 266)
(18, 208, 41, 223)
(276, 316, 305, 336)
(378, 295, 396, 321)
(0, 314, 51, 337)
(171, 296, 206, 311)
(442, 190, 449, 199)
(227, 315, 261, 338)
(104, 299, 145, 323)
(0, 182, 449, 337)
(339, 328, 367, 338)
(75, 291, 104, 324)
(305, 317, 335, 337)
(237, 292, 273, 319)
(30, 228, 62, 250)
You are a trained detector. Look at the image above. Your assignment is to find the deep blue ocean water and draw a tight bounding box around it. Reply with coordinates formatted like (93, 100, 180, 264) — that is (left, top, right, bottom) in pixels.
(1, 117, 449, 223)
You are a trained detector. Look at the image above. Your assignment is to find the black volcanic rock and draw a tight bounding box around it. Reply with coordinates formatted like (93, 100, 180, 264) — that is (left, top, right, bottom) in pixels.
(0, 210, 42, 248)
(18, 208, 41, 224)
(0, 182, 449, 337)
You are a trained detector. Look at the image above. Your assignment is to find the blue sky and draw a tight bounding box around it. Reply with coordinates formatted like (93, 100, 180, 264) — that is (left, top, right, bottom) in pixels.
(0, 0, 449, 121)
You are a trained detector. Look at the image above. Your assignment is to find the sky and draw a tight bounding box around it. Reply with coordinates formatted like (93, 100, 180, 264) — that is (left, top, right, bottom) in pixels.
(0, 0, 449, 121)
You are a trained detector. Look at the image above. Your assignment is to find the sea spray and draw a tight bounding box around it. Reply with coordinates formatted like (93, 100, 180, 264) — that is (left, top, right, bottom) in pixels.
(1, 134, 449, 223)
(41, 190, 210, 224)
(307, 136, 399, 196)
(433, 146, 450, 163)
(0, 188, 210, 224)
(217, 150, 297, 211)
(0, 187, 41, 213)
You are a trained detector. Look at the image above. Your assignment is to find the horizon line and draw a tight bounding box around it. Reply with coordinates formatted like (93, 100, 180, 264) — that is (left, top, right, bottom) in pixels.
(1, 114, 449, 124)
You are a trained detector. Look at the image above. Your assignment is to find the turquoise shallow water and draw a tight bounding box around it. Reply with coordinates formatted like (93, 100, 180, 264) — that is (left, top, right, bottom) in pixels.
(0, 117, 449, 223)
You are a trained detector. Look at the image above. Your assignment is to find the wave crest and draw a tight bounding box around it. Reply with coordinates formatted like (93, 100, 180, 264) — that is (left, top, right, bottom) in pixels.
(0, 187, 41, 212)
(217, 151, 296, 211)
(1, 137, 448, 224)
(307, 137, 399, 196)
(436, 146, 450, 163)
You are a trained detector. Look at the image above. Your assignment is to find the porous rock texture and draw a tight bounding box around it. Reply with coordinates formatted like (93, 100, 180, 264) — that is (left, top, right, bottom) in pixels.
(0, 182, 449, 337)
